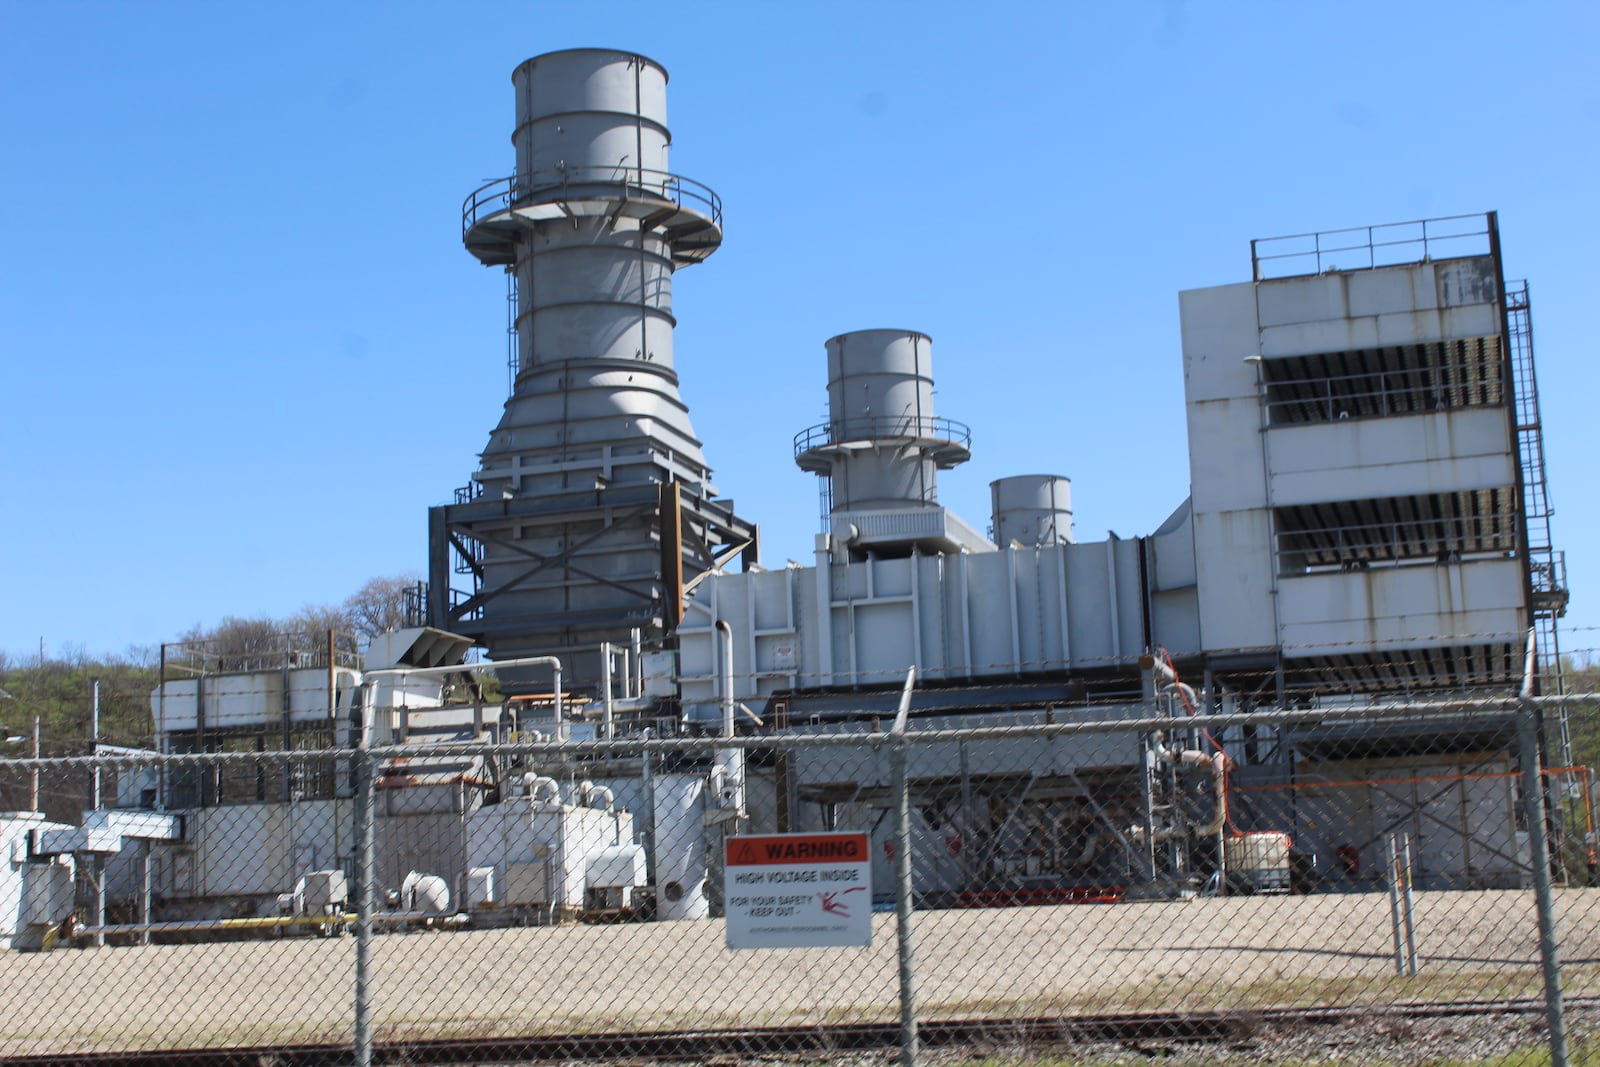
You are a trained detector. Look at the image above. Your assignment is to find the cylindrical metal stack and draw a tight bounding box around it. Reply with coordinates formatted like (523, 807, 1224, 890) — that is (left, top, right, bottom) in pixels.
(990, 474, 1075, 546)
(824, 330, 941, 511)
(512, 50, 671, 186)
(492, 49, 703, 496)
(796, 329, 972, 526)
(434, 49, 754, 680)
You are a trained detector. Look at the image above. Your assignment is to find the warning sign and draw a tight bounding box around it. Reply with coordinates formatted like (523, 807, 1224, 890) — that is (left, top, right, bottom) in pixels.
(724, 832, 872, 949)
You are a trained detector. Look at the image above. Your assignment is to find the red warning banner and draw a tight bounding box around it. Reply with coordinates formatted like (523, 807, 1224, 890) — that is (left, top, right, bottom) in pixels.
(725, 832, 869, 866)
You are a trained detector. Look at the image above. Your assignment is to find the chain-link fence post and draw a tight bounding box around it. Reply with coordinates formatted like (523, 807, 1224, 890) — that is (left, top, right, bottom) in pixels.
(1518, 699, 1568, 1067)
(1385, 833, 1405, 976)
(353, 743, 375, 1067)
(1400, 834, 1418, 976)
(892, 669, 917, 1067)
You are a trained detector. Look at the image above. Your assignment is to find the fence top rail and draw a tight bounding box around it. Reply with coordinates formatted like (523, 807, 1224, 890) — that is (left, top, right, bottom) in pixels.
(3, 695, 1591, 772)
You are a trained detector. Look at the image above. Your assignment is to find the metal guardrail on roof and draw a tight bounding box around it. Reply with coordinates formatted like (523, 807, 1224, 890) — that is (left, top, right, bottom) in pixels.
(1251, 213, 1494, 281)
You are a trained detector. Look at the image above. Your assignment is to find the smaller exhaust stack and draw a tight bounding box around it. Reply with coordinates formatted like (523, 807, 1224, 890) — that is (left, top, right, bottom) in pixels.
(795, 329, 991, 557)
(990, 475, 1075, 547)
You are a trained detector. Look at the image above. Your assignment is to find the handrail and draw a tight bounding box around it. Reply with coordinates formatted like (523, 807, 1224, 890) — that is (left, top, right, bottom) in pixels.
(1263, 363, 1502, 423)
(1251, 213, 1493, 281)
(463, 166, 722, 236)
(793, 415, 972, 458)
(1277, 511, 1521, 576)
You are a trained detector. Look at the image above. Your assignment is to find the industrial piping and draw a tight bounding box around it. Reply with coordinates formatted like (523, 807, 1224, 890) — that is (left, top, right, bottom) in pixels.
(361, 655, 564, 745)
(711, 620, 744, 819)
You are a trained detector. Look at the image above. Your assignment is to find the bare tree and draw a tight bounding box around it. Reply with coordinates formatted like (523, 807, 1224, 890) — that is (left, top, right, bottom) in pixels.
(290, 604, 360, 658)
(168, 573, 423, 668)
(343, 575, 422, 639)
(177, 616, 287, 672)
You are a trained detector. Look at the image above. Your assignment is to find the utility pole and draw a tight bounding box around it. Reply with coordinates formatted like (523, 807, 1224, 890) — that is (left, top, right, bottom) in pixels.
(91, 677, 102, 810)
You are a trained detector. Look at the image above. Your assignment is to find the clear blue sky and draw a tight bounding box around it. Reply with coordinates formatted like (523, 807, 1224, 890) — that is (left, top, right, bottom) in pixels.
(2, 1, 1595, 664)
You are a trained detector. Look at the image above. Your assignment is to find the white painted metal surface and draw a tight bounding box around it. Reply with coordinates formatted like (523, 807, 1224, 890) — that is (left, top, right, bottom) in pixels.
(679, 539, 1151, 706)
(153, 666, 362, 733)
(652, 773, 710, 920)
(1, 813, 76, 949)
(1178, 250, 1526, 661)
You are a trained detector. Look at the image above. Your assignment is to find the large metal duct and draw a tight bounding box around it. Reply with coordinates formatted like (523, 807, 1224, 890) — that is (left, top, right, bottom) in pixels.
(429, 49, 757, 686)
(795, 329, 986, 556)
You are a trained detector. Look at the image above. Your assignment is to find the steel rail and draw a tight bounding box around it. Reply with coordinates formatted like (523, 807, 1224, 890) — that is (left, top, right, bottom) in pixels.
(5, 998, 1591, 1067)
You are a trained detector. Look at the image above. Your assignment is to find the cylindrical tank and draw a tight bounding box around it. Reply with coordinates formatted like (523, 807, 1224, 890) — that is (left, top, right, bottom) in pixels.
(990, 475, 1075, 546)
(651, 772, 710, 920)
(512, 49, 671, 194)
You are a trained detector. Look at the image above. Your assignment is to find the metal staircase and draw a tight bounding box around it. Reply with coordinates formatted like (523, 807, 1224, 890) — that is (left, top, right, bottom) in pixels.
(1505, 280, 1568, 696)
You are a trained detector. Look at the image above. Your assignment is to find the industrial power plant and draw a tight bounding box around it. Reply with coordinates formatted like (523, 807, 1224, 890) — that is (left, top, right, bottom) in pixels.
(0, 47, 1577, 950)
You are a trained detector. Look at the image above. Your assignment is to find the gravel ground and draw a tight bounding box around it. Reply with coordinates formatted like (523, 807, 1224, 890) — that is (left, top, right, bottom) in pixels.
(3, 889, 1597, 1059)
(495, 1005, 1594, 1066)
(940, 1006, 1592, 1065)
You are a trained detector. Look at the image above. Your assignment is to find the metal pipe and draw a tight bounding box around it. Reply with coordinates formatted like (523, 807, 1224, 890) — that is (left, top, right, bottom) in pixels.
(630, 628, 643, 697)
(90, 677, 101, 811)
(814, 533, 835, 685)
(601, 642, 615, 740)
(1176, 750, 1230, 838)
(580, 780, 615, 812)
(640, 726, 655, 881)
(74, 910, 472, 938)
(1400, 834, 1418, 976)
(713, 620, 744, 820)
(1387, 834, 1405, 976)
(327, 628, 336, 727)
(91, 855, 106, 949)
(891, 666, 917, 1067)
(140, 841, 152, 947)
(1519, 691, 1569, 1067)
(30, 716, 40, 812)
(353, 744, 375, 1067)
(716, 621, 735, 740)
(156, 643, 167, 812)
(1138, 733, 1158, 878)
(523, 774, 562, 806)
(363, 654, 563, 738)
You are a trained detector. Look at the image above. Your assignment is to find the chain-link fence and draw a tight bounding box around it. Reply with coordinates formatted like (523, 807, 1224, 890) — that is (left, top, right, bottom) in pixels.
(1, 693, 1597, 1065)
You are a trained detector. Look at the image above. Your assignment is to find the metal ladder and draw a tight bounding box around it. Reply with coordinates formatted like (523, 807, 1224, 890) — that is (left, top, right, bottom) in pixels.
(1506, 282, 1568, 673)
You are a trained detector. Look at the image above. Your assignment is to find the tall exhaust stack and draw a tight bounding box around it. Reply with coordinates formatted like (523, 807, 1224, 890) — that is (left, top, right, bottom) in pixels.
(429, 49, 757, 683)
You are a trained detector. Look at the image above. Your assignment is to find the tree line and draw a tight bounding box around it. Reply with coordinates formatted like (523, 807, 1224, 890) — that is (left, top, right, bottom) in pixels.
(0, 575, 420, 754)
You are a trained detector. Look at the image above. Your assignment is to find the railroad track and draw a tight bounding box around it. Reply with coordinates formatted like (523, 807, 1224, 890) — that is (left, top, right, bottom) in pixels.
(2, 998, 1585, 1067)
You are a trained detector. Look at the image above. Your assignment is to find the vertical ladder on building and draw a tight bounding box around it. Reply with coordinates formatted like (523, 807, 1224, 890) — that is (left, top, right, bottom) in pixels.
(1505, 280, 1569, 699)
(505, 268, 521, 393)
(817, 476, 834, 535)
